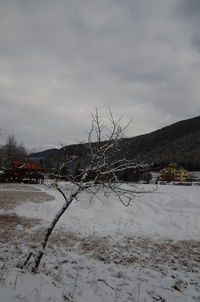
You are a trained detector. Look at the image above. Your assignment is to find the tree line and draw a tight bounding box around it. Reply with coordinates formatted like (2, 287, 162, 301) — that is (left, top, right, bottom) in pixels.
(0, 135, 27, 169)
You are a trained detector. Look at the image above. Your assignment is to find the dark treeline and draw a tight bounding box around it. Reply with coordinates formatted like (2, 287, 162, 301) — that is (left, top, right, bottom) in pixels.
(42, 115, 200, 173)
(0, 135, 27, 169)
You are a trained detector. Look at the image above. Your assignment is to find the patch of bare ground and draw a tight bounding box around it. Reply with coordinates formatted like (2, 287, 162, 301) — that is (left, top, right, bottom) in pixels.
(0, 183, 41, 191)
(0, 191, 54, 210)
(0, 184, 199, 273)
(0, 213, 41, 243)
(0, 185, 54, 243)
(46, 231, 200, 272)
(0, 224, 199, 273)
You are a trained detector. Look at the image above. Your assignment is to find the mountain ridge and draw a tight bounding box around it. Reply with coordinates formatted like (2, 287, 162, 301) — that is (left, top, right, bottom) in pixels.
(32, 115, 200, 170)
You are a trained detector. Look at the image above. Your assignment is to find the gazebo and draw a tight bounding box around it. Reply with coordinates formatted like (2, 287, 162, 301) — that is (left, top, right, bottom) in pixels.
(0, 160, 45, 183)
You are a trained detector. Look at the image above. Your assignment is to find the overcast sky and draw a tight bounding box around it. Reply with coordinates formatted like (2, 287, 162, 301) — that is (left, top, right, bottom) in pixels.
(0, 0, 200, 150)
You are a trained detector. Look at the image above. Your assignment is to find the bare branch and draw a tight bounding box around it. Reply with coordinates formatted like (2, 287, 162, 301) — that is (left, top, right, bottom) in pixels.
(27, 107, 153, 272)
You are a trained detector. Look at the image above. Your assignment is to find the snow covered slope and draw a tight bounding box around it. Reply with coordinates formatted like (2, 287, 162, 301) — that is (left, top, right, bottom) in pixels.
(14, 183, 200, 240)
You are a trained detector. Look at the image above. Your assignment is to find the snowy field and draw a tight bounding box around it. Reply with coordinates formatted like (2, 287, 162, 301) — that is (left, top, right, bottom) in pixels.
(0, 183, 200, 301)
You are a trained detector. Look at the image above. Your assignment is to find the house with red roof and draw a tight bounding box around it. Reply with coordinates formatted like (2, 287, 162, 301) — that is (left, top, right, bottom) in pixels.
(0, 160, 45, 183)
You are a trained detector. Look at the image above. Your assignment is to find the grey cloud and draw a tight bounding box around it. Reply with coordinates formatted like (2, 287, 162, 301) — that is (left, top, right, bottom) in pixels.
(175, 0, 200, 51)
(0, 0, 200, 148)
(177, 0, 200, 16)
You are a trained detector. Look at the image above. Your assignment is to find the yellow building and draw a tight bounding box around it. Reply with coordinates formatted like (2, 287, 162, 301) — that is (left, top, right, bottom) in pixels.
(160, 163, 188, 182)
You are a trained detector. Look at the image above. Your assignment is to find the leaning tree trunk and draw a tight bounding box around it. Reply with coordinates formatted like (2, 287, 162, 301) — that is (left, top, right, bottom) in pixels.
(30, 186, 81, 272)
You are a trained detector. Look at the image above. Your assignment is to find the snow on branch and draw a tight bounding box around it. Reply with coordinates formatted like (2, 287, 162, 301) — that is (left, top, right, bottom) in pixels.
(25, 108, 154, 272)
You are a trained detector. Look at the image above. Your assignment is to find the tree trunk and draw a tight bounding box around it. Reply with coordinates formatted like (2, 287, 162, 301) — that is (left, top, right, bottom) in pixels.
(31, 186, 81, 272)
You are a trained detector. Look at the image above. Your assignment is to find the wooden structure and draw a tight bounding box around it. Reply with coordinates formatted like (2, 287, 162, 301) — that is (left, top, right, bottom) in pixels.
(0, 160, 45, 184)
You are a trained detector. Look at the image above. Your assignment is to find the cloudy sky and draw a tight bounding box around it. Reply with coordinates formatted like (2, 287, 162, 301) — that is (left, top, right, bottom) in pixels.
(0, 0, 200, 150)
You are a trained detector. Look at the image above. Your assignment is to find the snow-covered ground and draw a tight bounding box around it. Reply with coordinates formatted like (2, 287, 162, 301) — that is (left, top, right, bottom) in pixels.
(0, 183, 200, 301)
(13, 183, 200, 240)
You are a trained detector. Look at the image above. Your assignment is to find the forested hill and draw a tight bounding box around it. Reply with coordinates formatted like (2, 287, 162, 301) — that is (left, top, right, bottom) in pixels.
(120, 115, 200, 170)
(28, 148, 58, 160)
(43, 115, 200, 171)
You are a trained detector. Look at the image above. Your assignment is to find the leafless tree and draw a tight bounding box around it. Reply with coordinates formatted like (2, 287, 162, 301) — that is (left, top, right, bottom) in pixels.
(0, 135, 27, 169)
(25, 108, 153, 272)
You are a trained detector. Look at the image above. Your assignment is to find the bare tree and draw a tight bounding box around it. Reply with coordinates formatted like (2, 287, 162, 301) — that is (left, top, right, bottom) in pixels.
(25, 108, 153, 272)
(0, 135, 27, 168)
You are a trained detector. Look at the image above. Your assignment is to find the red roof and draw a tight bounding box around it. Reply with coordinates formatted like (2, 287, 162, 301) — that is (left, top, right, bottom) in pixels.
(12, 160, 26, 167)
(12, 160, 45, 171)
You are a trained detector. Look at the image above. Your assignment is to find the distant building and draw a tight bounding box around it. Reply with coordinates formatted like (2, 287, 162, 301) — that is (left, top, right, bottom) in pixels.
(0, 160, 45, 183)
(160, 163, 188, 182)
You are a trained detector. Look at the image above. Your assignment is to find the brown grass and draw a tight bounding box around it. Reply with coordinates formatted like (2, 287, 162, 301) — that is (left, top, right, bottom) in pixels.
(0, 184, 199, 272)
(46, 231, 200, 270)
(0, 184, 54, 243)
(0, 213, 42, 243)
(0, 183, 41, 191)
(0, 191, 54, 210)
